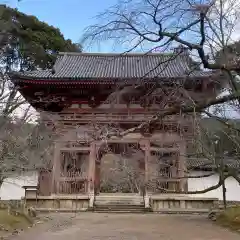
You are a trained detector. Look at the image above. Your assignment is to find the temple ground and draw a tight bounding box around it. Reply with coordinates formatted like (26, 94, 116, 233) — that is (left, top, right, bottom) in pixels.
(11, 213, 240, 240)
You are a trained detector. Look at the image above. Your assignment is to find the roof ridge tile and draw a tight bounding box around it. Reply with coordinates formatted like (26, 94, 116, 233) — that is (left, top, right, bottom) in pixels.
(58, 52, 175, 57)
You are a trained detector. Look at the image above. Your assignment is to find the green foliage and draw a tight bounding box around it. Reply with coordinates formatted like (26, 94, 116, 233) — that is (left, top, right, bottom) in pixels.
(216, 206, 240, 232)
(0, 209, 32, 231)
(0, 4, 81, 70)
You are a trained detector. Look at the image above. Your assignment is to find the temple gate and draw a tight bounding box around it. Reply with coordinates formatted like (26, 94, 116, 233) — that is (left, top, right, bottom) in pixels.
(9, 46, 222, 209)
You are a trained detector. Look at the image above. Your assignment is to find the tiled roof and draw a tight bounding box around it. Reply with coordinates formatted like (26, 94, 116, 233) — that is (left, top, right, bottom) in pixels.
(12, 52, 213, 80)
(187, 157, 240, 170)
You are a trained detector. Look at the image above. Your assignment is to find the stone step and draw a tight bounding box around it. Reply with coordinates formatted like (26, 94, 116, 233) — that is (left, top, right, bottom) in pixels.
(95, 195, 143, 200)
(94, 195, 145, 212)
(94, 207, 146, 210)
(95, 203, 144, 206)
(95, 195, 143, 199)
(95, 197, 143, 199)
(93, 204, 151, 213)
(93, 210, 149, 213)
(95, 198, 144, 204)
(94, 204, 145, 209)
(95, 198, 143, 201)
(94, 201, 144, 205)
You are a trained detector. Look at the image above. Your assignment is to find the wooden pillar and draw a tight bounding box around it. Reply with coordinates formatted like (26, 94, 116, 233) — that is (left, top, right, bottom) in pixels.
(144, 140, 150, 189)
(95, 162, 100, 194)
(169, 153, 177, 191)
(179, 141, 187, 192)
(144, 139, 150, 208)
(51, 142, 61, 194)
(88, 142, 96, 207)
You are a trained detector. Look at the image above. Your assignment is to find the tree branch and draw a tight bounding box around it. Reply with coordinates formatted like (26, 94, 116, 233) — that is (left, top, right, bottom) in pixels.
(110, 90, 240, 139)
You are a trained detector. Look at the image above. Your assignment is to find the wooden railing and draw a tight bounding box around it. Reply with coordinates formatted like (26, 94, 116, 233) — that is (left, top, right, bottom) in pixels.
(43, 111, 194, 124)
(57, 178, 88, 194)
(54, 171, 88, 194)
(60, 171, 87, 179)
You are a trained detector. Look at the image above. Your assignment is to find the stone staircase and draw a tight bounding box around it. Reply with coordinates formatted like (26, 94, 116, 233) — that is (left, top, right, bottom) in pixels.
(93, 194, 151, 213)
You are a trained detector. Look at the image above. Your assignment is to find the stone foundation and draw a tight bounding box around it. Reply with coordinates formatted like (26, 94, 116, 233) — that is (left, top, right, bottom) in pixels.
(23, 195, 89, 211)
(22, 192, 218, 213)
(150, 194, 218, 212)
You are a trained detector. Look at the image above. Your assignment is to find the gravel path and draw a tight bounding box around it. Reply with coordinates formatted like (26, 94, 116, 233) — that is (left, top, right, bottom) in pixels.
(9, 213, 240, 240)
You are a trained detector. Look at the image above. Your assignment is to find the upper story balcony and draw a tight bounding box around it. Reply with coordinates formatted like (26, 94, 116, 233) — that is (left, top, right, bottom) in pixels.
(41, 108, 198, 125)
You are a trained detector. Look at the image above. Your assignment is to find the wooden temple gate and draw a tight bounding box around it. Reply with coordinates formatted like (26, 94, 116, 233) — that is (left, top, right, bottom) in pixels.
(8, 49, 220, 208)
(44, 131, 187, 197)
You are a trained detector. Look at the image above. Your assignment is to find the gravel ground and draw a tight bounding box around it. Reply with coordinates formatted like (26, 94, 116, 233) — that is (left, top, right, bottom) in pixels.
(8, 213, 240, 240)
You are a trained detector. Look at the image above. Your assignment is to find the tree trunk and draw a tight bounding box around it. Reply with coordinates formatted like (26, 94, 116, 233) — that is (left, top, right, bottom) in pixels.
(222, 180, 227, 209)
(0, 176, 5, 189)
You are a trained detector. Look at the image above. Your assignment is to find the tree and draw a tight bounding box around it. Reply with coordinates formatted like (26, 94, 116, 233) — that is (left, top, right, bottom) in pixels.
(82, 0, 240, 127)
(0, 5, 80, 189)
(0, 4, 81, 71)
(81, 0, 240, 194)
(0, 4, 82, 122)
(0, 118, 55, 188)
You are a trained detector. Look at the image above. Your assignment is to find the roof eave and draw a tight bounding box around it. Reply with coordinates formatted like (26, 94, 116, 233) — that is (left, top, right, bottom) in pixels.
(10, 74, 216, 84)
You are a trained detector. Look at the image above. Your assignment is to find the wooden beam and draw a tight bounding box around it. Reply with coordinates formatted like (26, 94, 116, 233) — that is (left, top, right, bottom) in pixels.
(60, 147, 90, 151)
(149, 147, 180, 153)
(59, 177, 87, 182)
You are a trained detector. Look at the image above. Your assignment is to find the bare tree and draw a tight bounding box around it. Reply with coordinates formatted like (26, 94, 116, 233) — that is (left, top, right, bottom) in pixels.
(80, 0, 240, 195)
(0, 117, 54, 188)
(82, 0, 240, 132)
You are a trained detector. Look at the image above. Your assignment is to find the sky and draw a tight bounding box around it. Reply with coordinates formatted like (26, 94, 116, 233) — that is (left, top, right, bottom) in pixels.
(5, 0, 240, 52)
(5, 0, 117, 51)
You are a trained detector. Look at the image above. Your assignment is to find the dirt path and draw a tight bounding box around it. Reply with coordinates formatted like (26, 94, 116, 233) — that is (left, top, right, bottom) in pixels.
(9, 213, 240, 240)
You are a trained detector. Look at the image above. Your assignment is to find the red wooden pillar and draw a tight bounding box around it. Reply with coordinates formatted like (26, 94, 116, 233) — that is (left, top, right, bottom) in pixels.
(38, 169, 52, 196)
(144, 141, 150, 190)
(95, 162, 100, 194)
(88, 142, 96, 207)
(144, 140, 150, 208)
(51, 142, 61, 194)
(138, 155, 145, 195)
(88, 142, 96, 194)
(179, 140, 187, 192)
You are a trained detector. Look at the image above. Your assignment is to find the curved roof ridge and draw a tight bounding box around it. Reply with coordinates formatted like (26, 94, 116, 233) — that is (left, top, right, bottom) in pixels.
(10, 51, 217, 80)
(58, 51, 175, 57)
